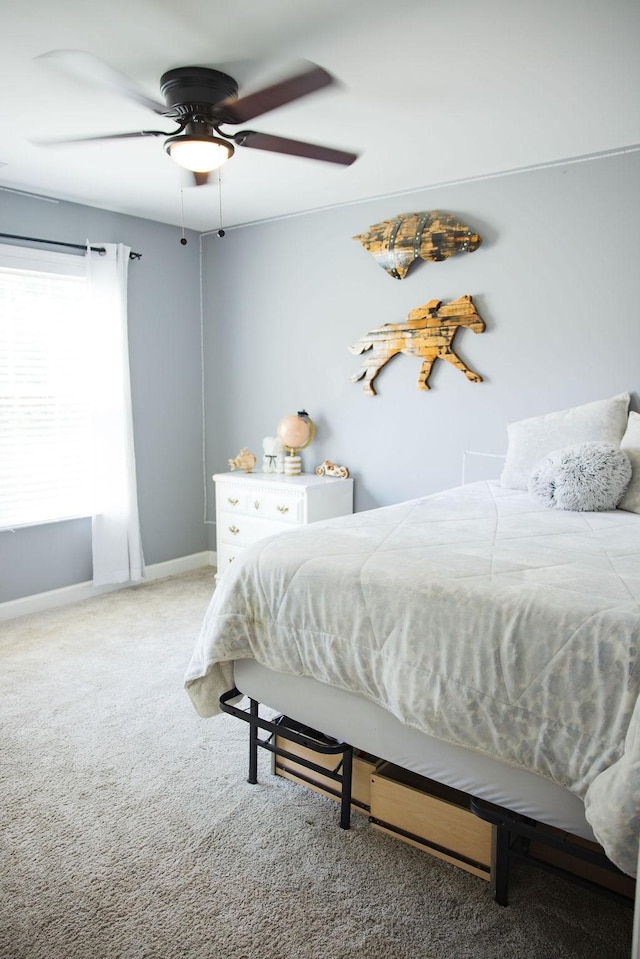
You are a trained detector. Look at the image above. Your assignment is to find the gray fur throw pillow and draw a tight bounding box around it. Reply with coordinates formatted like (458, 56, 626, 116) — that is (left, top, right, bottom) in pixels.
(528, 442, 632, 511)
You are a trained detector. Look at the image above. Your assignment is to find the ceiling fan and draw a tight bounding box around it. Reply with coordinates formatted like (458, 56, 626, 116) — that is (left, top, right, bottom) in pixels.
(35, 50, 359, 186)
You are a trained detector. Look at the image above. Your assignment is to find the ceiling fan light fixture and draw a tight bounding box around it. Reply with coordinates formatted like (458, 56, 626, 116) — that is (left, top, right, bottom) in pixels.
(164, 133, 234, 173)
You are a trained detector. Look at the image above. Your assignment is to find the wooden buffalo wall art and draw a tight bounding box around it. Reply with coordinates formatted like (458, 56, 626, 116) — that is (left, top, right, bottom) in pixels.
(349, 295, 485, 396)
(353, 210, 482, 279)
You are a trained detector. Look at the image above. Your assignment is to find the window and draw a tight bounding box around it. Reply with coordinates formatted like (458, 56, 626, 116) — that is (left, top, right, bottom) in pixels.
(0, 244, 93, 529)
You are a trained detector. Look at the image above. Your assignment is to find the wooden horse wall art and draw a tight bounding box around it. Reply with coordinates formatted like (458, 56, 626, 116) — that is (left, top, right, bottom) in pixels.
(353, 210, 482, 279)
(349, 295, 485, 396)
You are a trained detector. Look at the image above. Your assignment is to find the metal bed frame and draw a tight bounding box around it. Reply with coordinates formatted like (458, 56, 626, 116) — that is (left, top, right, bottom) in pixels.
(219, 687, 633, 908)
(219, 687, 353, 830)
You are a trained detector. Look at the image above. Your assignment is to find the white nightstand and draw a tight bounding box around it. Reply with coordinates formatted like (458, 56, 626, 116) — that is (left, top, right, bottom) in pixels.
(213, 471, 354, 577)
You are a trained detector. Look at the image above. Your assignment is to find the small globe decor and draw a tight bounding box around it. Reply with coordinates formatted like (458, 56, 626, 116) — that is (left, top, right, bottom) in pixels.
(276, 410, 315, 476)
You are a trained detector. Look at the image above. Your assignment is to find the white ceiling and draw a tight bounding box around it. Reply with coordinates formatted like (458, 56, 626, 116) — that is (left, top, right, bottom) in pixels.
(1, 0, 639, 232)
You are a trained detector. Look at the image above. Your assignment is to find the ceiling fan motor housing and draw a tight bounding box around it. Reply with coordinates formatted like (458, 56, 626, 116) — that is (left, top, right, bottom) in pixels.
(159, 67, 238, 119)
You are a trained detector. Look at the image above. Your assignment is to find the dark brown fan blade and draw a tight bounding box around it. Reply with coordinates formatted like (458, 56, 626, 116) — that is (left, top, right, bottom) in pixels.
(36, 50, 169, 116)
(234, 130, 357, 166)
(192, 171, 210, 186)
(221, 62, 334, 123)
(31, 130, 168, 146)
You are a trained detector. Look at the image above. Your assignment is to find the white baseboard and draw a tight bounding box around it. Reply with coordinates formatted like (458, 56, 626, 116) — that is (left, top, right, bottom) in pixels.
(0, 551, 217, 622)
(143, 551, 216, 582)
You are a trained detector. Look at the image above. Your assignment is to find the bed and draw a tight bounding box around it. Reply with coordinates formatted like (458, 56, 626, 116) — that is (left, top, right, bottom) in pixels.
(185, 393, 640, 897)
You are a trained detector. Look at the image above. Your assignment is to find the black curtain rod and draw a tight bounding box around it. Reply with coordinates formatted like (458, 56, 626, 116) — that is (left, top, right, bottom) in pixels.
(0, 232, 142, 260)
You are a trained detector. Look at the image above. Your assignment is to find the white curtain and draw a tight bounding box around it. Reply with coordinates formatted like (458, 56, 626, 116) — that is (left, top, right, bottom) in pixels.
(86, 243, 145, 585)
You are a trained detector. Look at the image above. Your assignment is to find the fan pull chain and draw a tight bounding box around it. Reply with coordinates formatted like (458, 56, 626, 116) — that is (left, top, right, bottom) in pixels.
(179, 170, 188, 246)
(217, 169, 225, 237)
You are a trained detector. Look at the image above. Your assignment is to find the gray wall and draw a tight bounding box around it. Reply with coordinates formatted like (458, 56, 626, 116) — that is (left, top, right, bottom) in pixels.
(201, 149, 640, 544)
(3, 148, 639, 597)
(0, 189, 206, 601)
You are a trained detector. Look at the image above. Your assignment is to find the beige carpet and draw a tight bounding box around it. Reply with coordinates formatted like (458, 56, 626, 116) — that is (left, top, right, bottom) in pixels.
(0, 569, 633, 959)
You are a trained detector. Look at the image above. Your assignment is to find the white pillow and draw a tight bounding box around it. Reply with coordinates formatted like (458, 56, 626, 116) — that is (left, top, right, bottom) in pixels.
(500, 393, 630, 490)
(528, 442, 631, 512)
(618, 411, 640, 514)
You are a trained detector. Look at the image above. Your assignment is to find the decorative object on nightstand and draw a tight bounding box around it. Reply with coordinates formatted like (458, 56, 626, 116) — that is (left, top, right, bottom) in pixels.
(276, 410, 315, 475)
(262, 436, 285, 474)
(213, 470, 354, 577)
(315, 460, 350, 478)
(228, 447, 257, 472)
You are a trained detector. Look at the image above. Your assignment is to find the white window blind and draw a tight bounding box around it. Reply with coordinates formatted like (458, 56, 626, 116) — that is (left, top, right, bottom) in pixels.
(0, 244, 93, 529)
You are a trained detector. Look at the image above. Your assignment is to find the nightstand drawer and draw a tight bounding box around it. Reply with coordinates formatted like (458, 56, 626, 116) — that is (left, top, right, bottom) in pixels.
(217, 543, 245, 570)
(247, 492, 302, 524)
(219, 489, 247, 513)
(218, 510, 288, 547)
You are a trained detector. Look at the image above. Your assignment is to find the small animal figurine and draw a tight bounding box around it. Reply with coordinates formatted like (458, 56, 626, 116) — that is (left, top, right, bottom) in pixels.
(353, 210, 482, 279)
(262, 436, 285, 473)
(315, 460, 350, 478)
(228, 447, 257, 472)
(349, 295, 485, 396)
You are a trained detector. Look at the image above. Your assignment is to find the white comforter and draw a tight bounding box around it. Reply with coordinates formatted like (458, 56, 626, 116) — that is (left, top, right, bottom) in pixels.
(185, 481, 640, 875)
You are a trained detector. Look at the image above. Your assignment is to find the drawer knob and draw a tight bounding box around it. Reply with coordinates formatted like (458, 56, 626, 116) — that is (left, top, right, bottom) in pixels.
(227, 497, 239, 506)
(254, 499, 261, 510)
(277, 504, 289, 514)
(228, 525, 240, 535)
